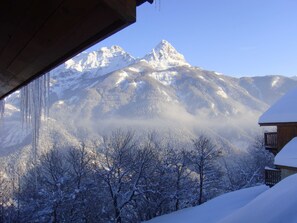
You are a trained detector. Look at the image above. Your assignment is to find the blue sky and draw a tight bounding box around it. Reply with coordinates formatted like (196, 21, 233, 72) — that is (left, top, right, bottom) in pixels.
(93, 0, 297, 77)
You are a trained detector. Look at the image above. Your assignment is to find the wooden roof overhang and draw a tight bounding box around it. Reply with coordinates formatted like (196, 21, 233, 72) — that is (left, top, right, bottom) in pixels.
(275, 164, 297, 171)
(0, 0, 153, 100)
(259, 122, 297, 127)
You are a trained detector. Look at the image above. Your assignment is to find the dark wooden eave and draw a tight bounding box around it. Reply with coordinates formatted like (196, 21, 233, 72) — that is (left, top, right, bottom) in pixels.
(137, 0, 154, 6)
(275, 164, 297, 171)
(0, 0, 153, 100)
(259, 122, 297, 127)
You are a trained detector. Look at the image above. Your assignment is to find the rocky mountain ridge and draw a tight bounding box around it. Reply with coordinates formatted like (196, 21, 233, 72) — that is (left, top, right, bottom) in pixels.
(1, 40, 297, 158)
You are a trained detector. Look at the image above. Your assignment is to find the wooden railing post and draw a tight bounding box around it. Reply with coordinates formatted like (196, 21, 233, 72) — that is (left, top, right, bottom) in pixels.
(265, 168, 281, 187)
(264, 132, 278, 154)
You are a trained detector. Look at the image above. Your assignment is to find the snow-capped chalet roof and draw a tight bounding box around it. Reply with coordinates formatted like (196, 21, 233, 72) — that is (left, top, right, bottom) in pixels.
(146, 173, 297, 223)
(274, 137, 297, 168)
(259, 87, 297, 125)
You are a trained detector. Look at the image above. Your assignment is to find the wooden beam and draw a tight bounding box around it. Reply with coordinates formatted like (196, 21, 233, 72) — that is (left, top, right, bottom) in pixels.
(0, 0, 139, 99)
(0, 0, 64, 69)
(102, 0, 136, 22)
(259, 122, 297, 126)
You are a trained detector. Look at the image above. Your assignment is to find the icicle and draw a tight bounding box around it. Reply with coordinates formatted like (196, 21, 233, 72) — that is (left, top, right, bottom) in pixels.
(154, 0, 161, 11)
(0, 99, 4, 120)
(20, 72, 50, 164)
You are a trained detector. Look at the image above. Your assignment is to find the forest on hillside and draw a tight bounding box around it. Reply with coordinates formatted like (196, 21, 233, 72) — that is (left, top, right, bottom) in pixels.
(0, 130, 272, 223)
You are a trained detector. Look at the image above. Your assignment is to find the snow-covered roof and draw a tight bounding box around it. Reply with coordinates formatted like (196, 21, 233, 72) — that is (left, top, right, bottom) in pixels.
(220, 173, 297, 223)
(146, 174, 297, 223)
(145, 185, 267, 223)
(274, 137, 297, 168)
(259, 87, 297, 125)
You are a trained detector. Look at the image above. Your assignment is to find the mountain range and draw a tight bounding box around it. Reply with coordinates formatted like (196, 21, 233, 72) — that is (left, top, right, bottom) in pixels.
(1, 40, 297, 160)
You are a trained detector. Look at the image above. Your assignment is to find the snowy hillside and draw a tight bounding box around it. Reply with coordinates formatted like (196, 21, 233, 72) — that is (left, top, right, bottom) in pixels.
(145, 173, 297, 223)
(2, 40, 297, 157)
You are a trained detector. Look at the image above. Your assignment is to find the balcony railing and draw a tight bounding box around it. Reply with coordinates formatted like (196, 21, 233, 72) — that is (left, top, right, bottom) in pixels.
(265, 167, 281, 187)
(264, 132, 277, 149)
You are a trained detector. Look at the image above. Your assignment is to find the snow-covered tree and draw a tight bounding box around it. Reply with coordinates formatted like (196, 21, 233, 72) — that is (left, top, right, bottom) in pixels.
(223, 134, 273, 191)
(96, 130, 155, 223)
(1, 130, 272, 222)
(187, 135, 223, 205)
(0, 171, 13, 222)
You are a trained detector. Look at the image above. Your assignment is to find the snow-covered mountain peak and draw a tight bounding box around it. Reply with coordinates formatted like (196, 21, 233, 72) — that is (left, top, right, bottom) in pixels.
(154, 40, 177, 53)
(50, 45, 136, 95)
(62, 45, 135, 72)
(143, 40, 189, 69)
(100, 45, 124, 54)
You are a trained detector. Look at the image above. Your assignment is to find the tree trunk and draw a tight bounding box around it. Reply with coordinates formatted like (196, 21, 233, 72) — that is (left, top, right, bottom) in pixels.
(115, 207, 122, 223)
(198, 169, 204, 205)
(113, 197, 121, 223)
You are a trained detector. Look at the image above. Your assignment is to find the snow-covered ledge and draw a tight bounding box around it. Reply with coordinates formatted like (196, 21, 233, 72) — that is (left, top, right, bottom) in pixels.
(275, 137, 297, 168)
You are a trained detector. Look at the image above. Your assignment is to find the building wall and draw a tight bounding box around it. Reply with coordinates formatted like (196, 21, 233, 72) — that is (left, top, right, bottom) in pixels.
(281, 168, 297, 180)
(277, 125, 297, 153)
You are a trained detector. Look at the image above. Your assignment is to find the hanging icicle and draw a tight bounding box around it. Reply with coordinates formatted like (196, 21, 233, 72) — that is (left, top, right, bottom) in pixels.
(20, 72, 50, 164)
(0, 99, 4, 120)
(154, 0, 161, 11)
